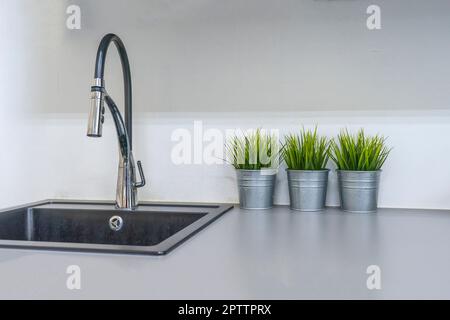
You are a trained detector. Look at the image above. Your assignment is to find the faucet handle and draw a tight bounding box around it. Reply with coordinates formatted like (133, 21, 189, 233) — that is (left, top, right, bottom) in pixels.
(135, 161, 146, 188)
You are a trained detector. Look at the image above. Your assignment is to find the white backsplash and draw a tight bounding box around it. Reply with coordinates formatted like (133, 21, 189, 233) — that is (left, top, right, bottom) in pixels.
(1, 110, 449, 210)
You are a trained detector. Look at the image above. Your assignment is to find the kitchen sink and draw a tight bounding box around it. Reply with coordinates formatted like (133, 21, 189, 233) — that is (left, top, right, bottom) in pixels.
(0, 200, 233, 255)
(0, 36, 236, 256)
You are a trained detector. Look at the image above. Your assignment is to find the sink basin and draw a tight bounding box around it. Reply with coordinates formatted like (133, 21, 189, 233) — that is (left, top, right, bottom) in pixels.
(0, 200, 233, 255)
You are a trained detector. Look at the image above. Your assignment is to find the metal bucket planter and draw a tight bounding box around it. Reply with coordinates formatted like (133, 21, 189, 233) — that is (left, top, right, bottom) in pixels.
(286, 169, 329, 211)
(236, 169, 277, 210)
(337, 170, 381, 213)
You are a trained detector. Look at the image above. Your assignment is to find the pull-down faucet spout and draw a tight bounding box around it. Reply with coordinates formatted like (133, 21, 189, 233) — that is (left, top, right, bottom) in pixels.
(87, 33, 145, 210)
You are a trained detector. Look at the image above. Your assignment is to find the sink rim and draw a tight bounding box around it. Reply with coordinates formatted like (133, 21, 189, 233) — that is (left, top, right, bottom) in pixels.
(0, 199, 234, 255)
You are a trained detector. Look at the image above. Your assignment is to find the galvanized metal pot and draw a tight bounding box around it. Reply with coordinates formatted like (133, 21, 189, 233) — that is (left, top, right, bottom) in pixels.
(337, 170, 381, 213)
(236, 169, 277, 210)
(286, 169, 329, 211)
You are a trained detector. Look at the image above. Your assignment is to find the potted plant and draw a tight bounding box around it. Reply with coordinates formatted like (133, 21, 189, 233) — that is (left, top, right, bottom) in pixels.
(226, 129, 279, 210)
(282, 127, 330, 211)
(330, 129, 391, 213)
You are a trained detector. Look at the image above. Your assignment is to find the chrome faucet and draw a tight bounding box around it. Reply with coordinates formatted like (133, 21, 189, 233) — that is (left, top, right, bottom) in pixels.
(87, 33, 145, 210)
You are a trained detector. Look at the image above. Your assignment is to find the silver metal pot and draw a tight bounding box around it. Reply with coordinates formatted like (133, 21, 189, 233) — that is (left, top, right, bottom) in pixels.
(236, 169, 277, 210)
(337, 170, 381, 213)
(286, 169, 329, 211)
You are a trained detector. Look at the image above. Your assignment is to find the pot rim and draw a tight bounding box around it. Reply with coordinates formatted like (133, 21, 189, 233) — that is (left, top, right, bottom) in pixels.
(286, 168, 330, 172)
(336, 169, 382, 173)
(236, 168, 278, 173)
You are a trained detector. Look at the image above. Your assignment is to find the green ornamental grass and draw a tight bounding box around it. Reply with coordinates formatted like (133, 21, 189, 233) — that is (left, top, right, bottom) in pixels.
(282, 127, 330, 170)
(226, 129, 279, 170)
(330, 129, 391, 171)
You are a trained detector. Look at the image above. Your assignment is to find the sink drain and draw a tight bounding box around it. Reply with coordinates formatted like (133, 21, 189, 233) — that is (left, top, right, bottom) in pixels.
(109, 216, 123, 231)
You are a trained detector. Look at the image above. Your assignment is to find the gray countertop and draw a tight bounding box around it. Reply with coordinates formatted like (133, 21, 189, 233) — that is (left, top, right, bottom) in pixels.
(0, 205, 449, 299)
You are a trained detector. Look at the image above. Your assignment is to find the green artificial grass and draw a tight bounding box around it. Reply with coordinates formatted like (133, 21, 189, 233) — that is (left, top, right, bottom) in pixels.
(282, 127, 330, 170)
(226, 128, 279, 170)
(330, 128, 391, 171)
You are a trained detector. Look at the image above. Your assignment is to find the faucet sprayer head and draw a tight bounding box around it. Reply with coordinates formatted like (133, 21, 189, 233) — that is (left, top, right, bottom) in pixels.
(87, 78, 105, 137)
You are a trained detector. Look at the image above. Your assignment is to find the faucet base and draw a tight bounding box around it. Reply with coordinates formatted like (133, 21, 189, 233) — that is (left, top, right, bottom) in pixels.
(115, 155, 138, 210)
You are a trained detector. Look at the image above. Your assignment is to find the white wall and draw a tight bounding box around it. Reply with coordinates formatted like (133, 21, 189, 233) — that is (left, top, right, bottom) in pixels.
(2, 0, 450, 210)
(5, 0, 450, 114)
(6, 110, 448, 210)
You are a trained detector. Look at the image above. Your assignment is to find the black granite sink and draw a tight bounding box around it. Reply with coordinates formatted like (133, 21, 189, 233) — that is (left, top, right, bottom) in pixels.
(0, 200, 233, 255)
